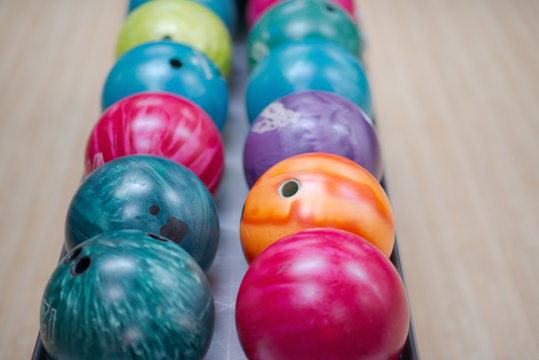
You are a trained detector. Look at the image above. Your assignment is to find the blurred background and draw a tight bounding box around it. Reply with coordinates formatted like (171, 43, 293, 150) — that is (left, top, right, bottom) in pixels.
(0, 0, 537, 358)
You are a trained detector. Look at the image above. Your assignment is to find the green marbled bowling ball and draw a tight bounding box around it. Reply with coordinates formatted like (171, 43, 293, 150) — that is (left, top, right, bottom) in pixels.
(40, 230, 214, 360)
(65, 155, 219, 271)
(247, 0, 362, 70)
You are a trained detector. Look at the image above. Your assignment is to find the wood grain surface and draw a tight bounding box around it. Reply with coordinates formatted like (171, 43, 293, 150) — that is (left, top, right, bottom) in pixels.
(0, 0, 537, 359)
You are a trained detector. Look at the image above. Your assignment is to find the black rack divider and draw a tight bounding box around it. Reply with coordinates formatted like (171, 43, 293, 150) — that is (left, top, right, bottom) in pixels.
(382, 177, 420, 360)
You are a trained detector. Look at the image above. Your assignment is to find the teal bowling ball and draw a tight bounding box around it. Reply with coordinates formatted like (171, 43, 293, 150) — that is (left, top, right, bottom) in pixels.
(127, 0, 238, 32)
(248, 0, 362, 69)
(246, 40, 372, 123)
(40, 230, 214, 360)
(102, 42, 229, 130)
(65, 155, 219, 271)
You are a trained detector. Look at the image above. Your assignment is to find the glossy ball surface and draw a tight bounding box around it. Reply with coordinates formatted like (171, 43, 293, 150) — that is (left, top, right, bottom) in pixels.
(236, 228, 410, 360)
(67, 155, 219, 271)
(128, 0, 237, 32)
(116, 0, 232, 77)
(102, 41, 228, 130)
(86, 92, 224, 195)
(41, 230, 214, 360)
(248, 0, 361, 69)
(244, 91, 382, 187)
(246, 0, 356, 29)
(240, 153, 394, 263)
(246, 41, 372, 122)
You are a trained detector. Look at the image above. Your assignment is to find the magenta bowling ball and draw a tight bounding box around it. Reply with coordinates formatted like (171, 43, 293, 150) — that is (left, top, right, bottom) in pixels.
(246, 0, 357, 29)
(85, 92, 224, 195)
(235, 228, 410, 360)
(243, 91, 382, 187)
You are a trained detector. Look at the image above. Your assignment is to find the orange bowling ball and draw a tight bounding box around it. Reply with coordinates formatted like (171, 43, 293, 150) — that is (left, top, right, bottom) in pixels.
(240, 153, 394, 263)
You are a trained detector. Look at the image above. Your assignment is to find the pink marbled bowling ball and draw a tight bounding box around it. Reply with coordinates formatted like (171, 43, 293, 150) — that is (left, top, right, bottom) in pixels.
(235, 228, 409, 360)
(246, 0, 357, 29)
(85, 92, 224, 195)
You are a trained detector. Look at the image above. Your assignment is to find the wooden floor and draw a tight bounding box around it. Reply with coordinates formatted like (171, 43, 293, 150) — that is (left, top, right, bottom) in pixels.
(0, 0, 537, 359)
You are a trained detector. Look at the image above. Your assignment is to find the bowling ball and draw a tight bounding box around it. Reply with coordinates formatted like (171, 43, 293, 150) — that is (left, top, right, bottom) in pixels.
(66, 155, 219, 271)
(102, 41, 228, 130)
(240, 153, 394, 263)
(248, 0, 361, 69)
(127, 0, 238, 32)
(236, 228, 410, 360)
(86, 92, 224, 195)
(116, 0, 232, 77)
(244, 91, 382, 188)
(40, 230, 214, 360)
(246, 0, 356, 29)
(246, 40, 372, 122)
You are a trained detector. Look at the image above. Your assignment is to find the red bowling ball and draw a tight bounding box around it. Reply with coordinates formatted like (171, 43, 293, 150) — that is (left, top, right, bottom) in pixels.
(236, 228, 410, 360)
(246, 0, 357, 29)
(85, 92, 224, 195)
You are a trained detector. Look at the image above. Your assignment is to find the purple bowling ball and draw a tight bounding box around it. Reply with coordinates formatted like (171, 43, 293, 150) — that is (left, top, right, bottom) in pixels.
(243, 91, 382, 188)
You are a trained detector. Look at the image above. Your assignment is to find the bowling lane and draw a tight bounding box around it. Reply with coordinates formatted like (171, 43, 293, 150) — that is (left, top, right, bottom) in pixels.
(358, 0, 539, 358)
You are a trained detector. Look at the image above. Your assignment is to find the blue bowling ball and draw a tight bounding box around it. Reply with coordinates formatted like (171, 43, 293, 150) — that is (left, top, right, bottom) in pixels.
(246, 40, 372, 123)
(65, 155, 220, 271)
(102, 41, 229, 130)
(128, 0, 237, 32)
(40, 230, 214, 360)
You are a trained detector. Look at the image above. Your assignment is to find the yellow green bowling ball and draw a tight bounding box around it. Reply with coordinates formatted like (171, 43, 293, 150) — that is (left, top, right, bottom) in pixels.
(116, 0, 232, 77)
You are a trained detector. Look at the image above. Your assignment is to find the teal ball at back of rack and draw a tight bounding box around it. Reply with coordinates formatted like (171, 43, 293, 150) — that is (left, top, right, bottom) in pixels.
(246, 40, 373, 123)
(127, 0, 238, 32)
(40, 230, 214, 360)
(247, 0, 362, 70)
(65, 155, 220, 271)
(102, 41, 229, 130)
